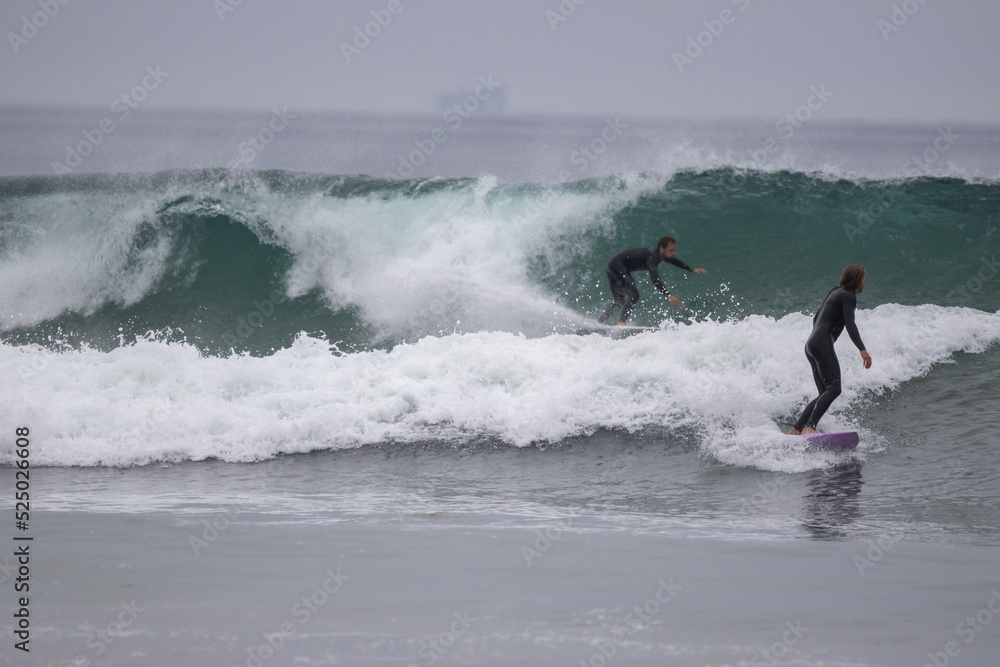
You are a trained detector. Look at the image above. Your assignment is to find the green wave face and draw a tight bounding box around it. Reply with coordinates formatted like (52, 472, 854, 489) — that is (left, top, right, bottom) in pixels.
(1, 169, 997, 355)
(555, 170, 1000, 322)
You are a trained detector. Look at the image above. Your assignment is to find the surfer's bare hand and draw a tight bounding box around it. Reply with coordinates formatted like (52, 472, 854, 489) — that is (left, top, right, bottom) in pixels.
(668, 295, 681, 307)
(693, 268, 707, 274)
(860, 350, 872, 369)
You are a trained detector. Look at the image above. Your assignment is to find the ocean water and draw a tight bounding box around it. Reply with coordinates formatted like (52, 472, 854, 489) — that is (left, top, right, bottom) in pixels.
(1, 107, 999, 666)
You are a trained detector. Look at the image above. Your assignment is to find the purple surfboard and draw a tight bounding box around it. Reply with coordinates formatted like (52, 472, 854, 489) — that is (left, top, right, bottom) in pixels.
(802, 431, 859, 450)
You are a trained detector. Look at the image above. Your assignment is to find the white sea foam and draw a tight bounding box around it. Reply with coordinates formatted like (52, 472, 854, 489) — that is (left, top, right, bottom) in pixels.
(3, 304, 997, 470)
(275, 173, 661, 338)
(0, 190, 170, 329)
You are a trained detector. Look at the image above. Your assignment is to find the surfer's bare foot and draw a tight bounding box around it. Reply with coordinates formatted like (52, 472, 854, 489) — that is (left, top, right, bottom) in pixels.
(616, 322, 627, 326)
(801, 426, 816, 435)
(787, 428, 801, 435)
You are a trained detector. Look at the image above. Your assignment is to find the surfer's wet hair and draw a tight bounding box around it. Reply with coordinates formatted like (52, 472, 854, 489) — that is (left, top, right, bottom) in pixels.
(657, 236, 676, 250)
(839, 264, 866, 292)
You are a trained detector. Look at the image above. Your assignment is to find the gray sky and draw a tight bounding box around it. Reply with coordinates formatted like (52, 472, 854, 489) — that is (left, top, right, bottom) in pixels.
(2, 0, 999, 123)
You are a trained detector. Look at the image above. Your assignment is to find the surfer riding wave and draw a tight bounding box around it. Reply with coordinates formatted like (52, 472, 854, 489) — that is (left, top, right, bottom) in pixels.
(788, 264, 872, 436)
(597, 236, 706, 325)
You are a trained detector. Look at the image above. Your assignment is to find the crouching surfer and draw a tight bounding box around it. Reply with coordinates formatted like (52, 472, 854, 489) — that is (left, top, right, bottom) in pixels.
(597, 236, 707, 325)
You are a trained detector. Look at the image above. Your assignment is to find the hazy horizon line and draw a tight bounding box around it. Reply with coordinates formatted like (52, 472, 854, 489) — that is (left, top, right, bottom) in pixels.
(2, 102, 998, 130)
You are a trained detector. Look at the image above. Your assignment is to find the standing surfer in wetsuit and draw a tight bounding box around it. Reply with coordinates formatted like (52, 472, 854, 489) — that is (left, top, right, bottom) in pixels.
(788, 264, 873, 435)
(597, 236, 707, 325)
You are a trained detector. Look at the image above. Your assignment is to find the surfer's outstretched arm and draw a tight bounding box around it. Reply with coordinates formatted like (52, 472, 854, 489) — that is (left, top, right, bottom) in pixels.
(664, 256, 707, 274)
(652, 255, 706, 307)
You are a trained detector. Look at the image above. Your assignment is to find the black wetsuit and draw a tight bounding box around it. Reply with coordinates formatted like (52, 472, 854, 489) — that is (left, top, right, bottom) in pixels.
(597, 247, 693, 324)
(793, 286, 866, 431)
